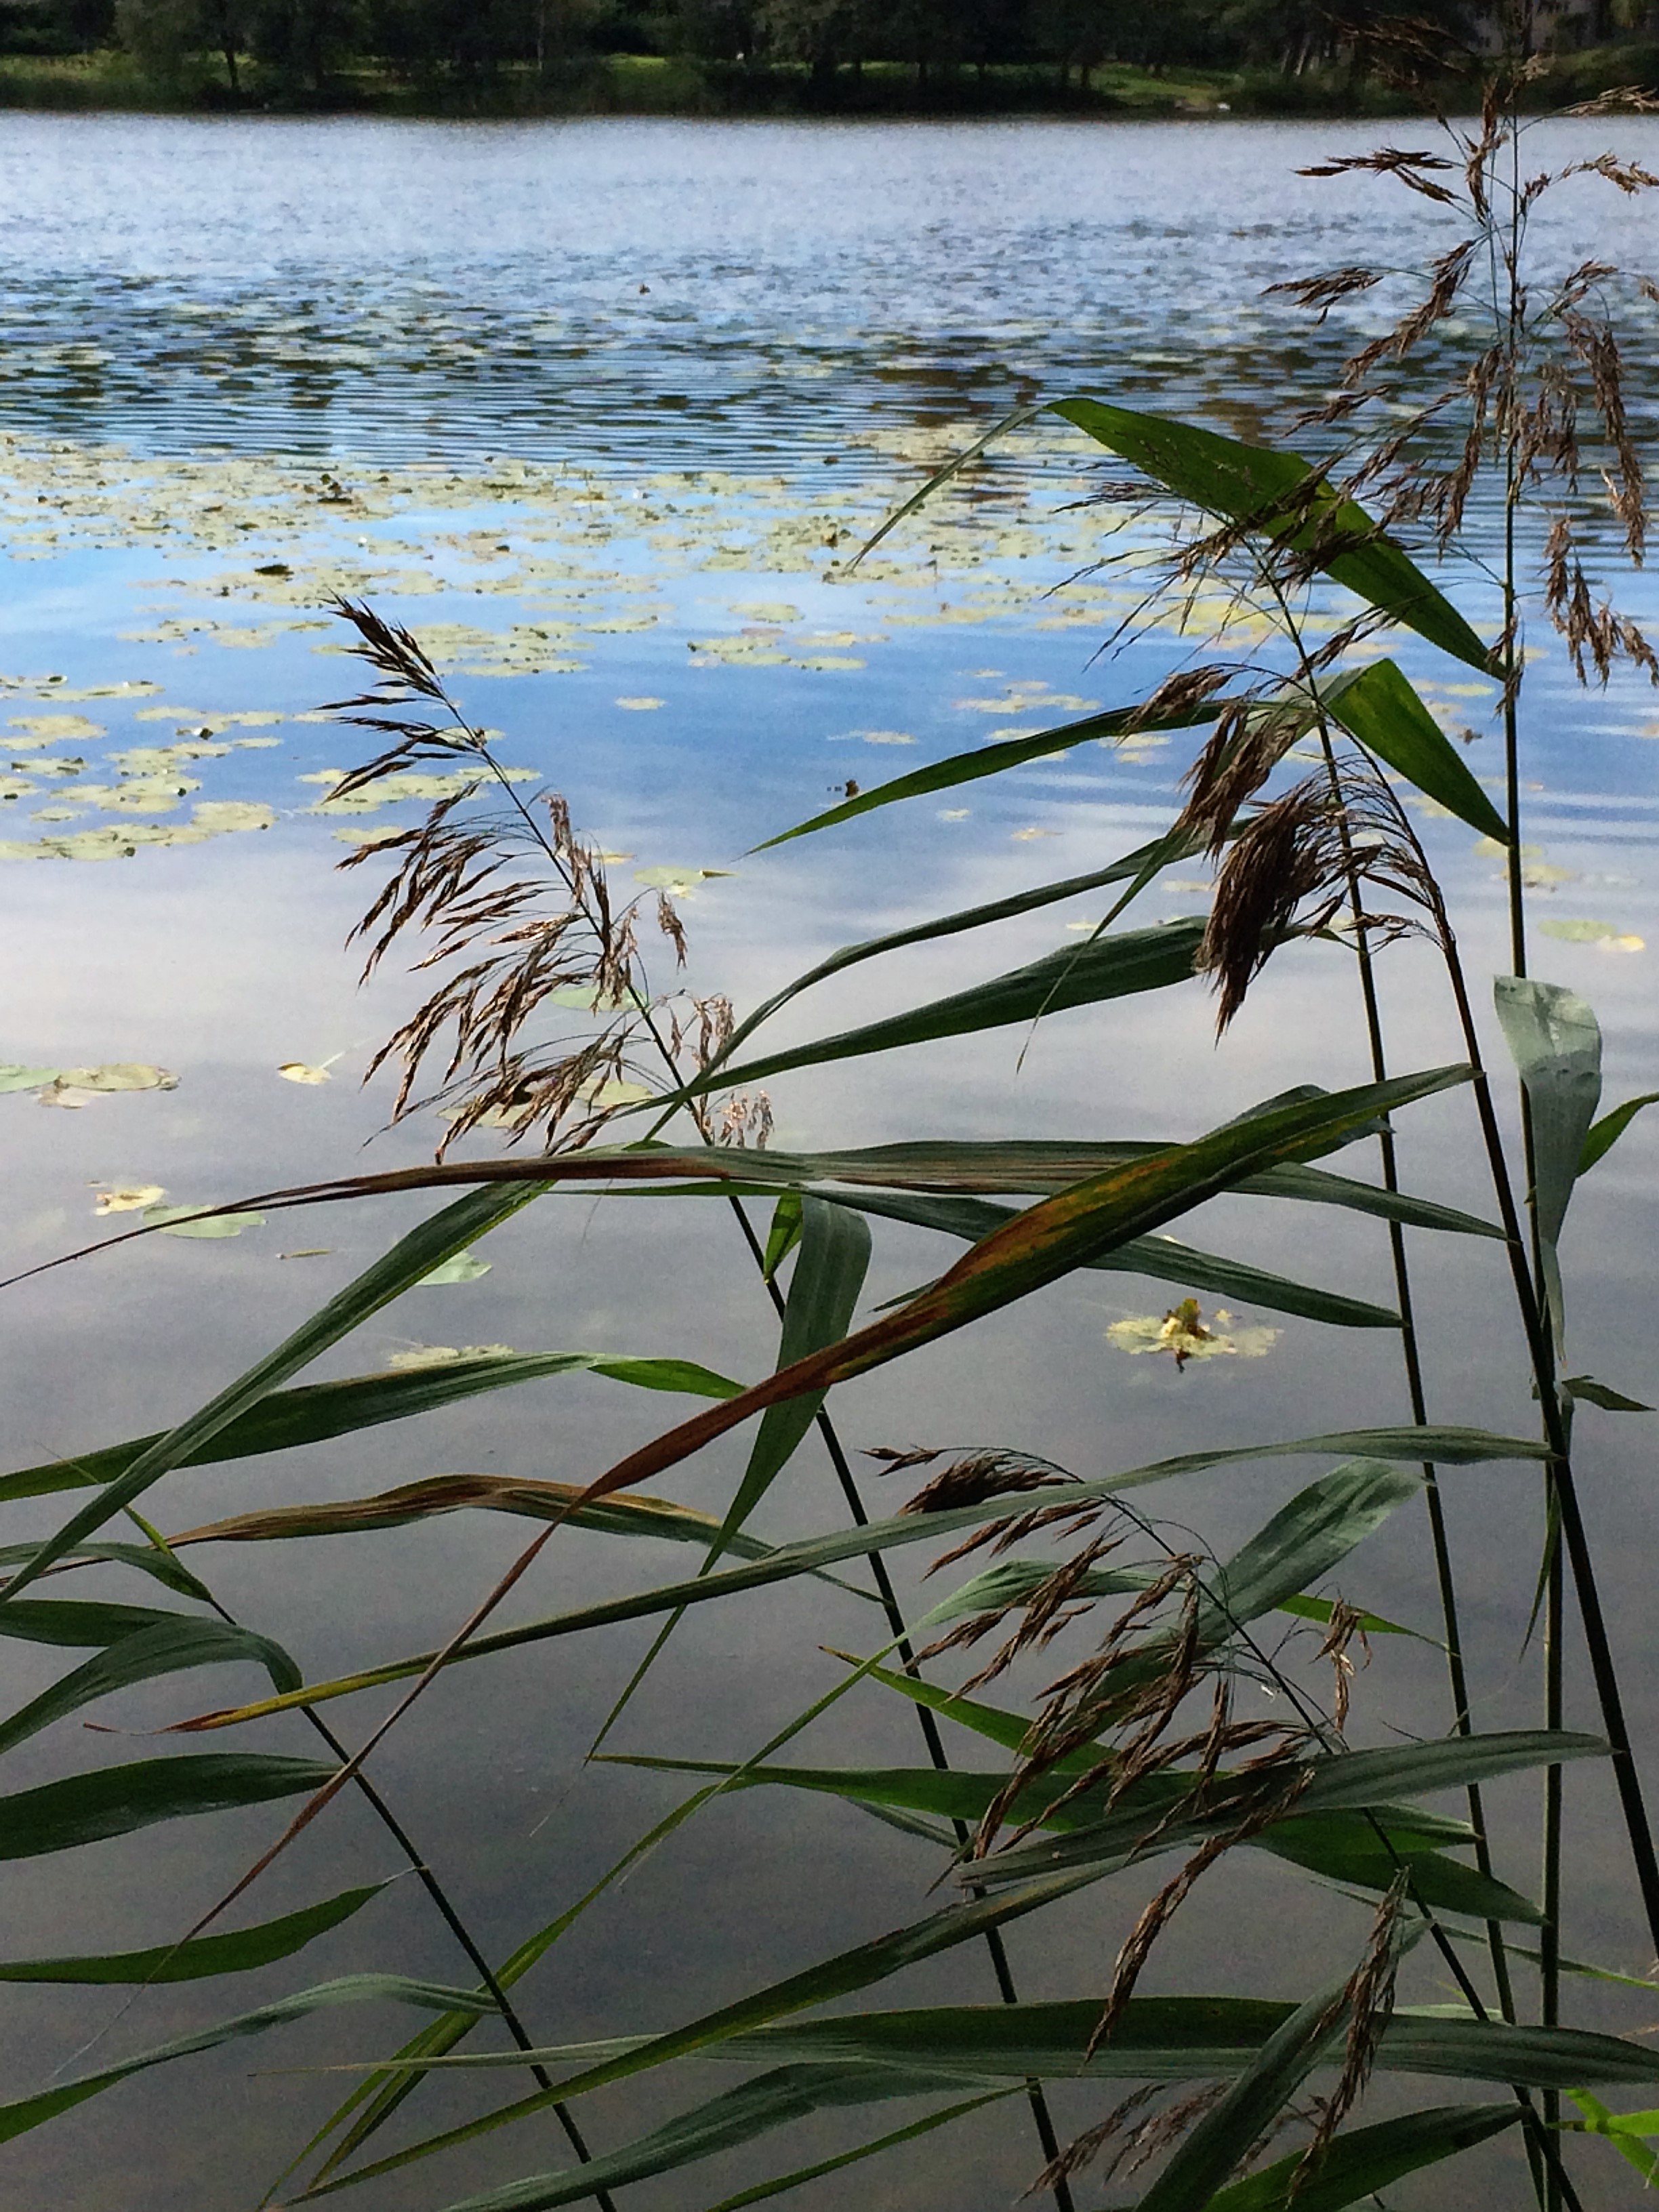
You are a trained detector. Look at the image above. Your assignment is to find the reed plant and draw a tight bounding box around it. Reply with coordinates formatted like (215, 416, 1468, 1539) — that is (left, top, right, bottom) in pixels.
(4, 20, 1659, 2209)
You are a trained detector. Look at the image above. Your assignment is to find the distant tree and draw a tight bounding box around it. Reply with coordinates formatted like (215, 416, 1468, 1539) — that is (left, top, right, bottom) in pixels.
(116, 0, 250, 87)
(247, 0, 360, 89)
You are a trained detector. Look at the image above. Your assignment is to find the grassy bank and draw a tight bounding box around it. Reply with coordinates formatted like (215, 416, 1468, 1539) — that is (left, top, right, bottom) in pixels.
(1, 42, 1654, 120)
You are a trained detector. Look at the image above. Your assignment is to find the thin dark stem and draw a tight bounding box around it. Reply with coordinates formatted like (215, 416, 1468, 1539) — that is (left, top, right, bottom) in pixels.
(724, 1197, 1077, 2209)
(1435, 929, 1659, 1960)
(1272, 589, 1523, 2039)
(172, 1547, 613, 2205)
(1496, 112, 1563, 2206)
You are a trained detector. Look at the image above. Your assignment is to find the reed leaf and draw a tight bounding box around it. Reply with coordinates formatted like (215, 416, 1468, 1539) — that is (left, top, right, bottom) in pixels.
(676, 919, 1210, 1097)
(0, 1351, 741, 1507)
(1202, 2103, 1519, 2211)
(1580, 1090, 1659, 1174)
(1322, 658, 1512, 843)
(0, 1973, 497, 2146)
(752, 708, 1227, 850)
(819, 1189, 1400, 1330)
(169, 1427, 1549, 1733)
(0, 1184, 549, 1599)
(0, 1883, 388, 1983)
(1048, 398, 1492, 671)
(0, 1753, 340, 1859)
(0, 1616, 302, 1757)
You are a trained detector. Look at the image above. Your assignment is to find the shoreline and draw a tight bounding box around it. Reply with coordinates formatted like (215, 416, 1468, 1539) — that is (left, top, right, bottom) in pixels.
(0, 45, 1654, 125)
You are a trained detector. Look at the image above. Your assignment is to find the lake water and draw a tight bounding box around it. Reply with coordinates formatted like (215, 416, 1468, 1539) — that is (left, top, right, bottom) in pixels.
(3, 112, 1659, 2211)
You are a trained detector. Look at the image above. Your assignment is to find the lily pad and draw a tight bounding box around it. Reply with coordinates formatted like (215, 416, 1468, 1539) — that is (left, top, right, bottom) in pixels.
(57, 1063, 178, 1092)
(1539, 920, 1645, 949)
(0, 1065, 58, 1093)
(418, 1250, 492, 1286)
(278, 1060, 335, 1085)
(633, 865, 734, 893)
(144, 1204, 265, 1238)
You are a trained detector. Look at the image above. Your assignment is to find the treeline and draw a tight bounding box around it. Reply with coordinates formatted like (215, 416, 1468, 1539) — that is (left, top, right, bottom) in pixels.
(1, 0, 1654, 105)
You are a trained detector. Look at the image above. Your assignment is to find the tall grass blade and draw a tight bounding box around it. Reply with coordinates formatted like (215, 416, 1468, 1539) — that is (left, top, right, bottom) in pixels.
(678, 920, 1208, 1096)
(752, 708, 1226, 848)
(1048, 397, 1492, 670)
(0, 1185, 548, 1598)
(0, 1885, 390, 1984)
(0, 1351, 739, 1506)
(1323, 659, 1512, 842)
(0, 1754, 340, 1858)
(0, 1973, 498, 2145)
(1200, 2102, 1519, 2210)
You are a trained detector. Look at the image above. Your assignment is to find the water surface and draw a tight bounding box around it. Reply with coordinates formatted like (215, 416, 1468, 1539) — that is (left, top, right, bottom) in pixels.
(1, 114, 1658, 2211)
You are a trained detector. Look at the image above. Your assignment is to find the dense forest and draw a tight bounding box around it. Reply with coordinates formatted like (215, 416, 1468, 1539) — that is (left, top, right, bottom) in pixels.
(0, 0, 1654, 108)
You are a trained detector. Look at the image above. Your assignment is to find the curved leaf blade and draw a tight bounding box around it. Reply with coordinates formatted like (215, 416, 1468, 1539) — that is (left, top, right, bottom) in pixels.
(0, 1973, 495, 2146)
(1322, 659, 1511, 842)
(1048, 397, 1491, 670)
(0, 1616, 302, 1758)
(0, 1350, 740, 1506)
(0, 1753, 339, 1859)
(682, 920, 1208, 1095)
(1192, 2103, 1518, 2211)
(0, 1882, 388, 1984)
(1581, 1090, 1659, 1174)
(752, 705, 1225, 849)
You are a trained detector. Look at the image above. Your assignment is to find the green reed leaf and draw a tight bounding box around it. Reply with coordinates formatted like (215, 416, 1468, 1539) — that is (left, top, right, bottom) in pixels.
(1202, 2103, 1518, 2211)
(972, 1731, 1600, 1886)
(165, 1476, 866, 1593)
(291, 1863, 1118, 2198)
(821, 1187, 1399, 1328)
(706, 1996, 1659, 2090)
(0, 1184, 549, 1599)
(0, 1882, 388, 1983)
(1580, 1090, 1659, 1174)
(0, 1597, 196, 1648)
(0, 1540, 211, 1599)
(1134, 1970, 1355, 2211)
(1566, 2090, 1659, 2184)
(0, 1616, 301, 1758)
(173, 1424, 1547, 1734)
(1494, 978, 1603, 1250)
(0, 1349, 740, 1505)
(1322, 658, 1511, 842)
(698, 2089, 1015, 2212)
(752, 705, 1226, 848)
(718, 1197, 871, 1547)
(678, 919, 1208, 1094)
(370, 2065, 977, 2212)
(0, 1753, 339, 1859)
(0, 1973, 495, 2146)
(1049, 397, 1492, 670)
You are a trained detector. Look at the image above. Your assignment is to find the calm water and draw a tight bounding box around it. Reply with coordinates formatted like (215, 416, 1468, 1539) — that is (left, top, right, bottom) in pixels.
(1, 115, 1658, 2211)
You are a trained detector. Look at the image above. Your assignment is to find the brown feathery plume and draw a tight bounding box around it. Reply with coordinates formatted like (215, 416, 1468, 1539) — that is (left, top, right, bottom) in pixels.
(1290, 1877, 1412, 2196)
(1263, 267, 1385, 325)
(1298, 148, 1458, 197)
(1198, 764, 1438, 1034)
(899, 1451, 1078, 1517)
(1314, 1598, 1372, 1734)
(1175, 697, 1309, 858)
(325, 597, 724, 1155)
(863, 1445, 943, 1471)
(1025, 2083, 1229, 2198)
(1086, 1764, 1313, 2059)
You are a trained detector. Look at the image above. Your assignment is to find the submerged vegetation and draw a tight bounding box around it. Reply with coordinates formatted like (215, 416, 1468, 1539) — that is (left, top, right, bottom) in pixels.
(9, 23, 1659, 2212)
